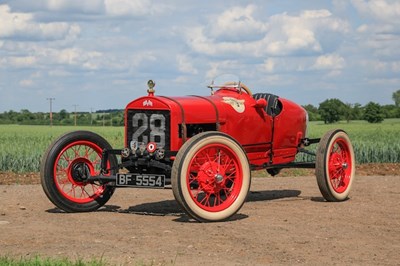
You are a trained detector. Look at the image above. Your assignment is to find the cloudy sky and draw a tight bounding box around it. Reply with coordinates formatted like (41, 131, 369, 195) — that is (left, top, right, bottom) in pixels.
(1, 0, 399, 112)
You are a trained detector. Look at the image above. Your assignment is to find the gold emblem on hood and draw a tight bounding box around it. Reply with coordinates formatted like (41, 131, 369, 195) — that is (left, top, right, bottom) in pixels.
(222, 97, 245, 113)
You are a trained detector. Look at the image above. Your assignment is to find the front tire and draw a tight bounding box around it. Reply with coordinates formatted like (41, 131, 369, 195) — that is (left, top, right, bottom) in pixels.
(40, 131, 117, 212)
(172, 132, 251, 222)
(316, 129, 355, 201)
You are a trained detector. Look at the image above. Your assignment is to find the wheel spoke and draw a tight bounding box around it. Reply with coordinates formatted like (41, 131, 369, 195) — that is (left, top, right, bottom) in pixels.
(222, 157, 233, 172)
(213, 193, 218, 206)
(53, 141, 110, 203)
(327, 137, 352, 193)
(186, 141, 244, 212)
(199, 193, 210, 206)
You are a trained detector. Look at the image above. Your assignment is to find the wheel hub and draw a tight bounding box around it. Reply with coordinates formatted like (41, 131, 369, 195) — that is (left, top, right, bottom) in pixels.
(197, 161, 226, 194)
(215, 174, 224, 183)
(71, 161, 91, 183)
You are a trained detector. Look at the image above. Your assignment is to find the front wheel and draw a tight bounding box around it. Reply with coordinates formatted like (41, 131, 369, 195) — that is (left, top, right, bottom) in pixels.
(316, 129, 355, 201)
(40, 131, 117, 212)
(172, 132, 251, 222)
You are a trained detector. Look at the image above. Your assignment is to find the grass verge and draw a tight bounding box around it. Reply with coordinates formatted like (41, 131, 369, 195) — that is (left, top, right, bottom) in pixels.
(0, 256, 108, 266)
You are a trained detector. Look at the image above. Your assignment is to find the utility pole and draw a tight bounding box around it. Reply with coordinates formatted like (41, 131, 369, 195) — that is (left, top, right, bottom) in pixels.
(73, 104, 78, 126)
(90, 108, 93, 126)
(46, 98, 55, 126)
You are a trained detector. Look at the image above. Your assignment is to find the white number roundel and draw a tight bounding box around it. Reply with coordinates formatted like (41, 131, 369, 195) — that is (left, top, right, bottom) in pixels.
(147, 142, 157, 153)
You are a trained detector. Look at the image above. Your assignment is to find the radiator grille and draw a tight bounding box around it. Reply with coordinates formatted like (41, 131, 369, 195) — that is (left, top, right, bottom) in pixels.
(126, 109, 170, 150)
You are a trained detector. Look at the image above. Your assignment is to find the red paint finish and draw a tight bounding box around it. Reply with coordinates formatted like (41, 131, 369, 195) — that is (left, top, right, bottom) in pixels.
(328, 137, 353, 193)
(53, 140, 108, 203)
(125, 86, 307, 167)
(186, 142, 243, 212)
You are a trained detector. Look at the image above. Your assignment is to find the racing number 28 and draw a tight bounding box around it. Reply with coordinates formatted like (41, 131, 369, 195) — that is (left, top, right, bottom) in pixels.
(132, 113, 166, 148)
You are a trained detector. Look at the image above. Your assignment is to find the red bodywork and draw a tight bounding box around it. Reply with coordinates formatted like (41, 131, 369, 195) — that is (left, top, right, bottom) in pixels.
(125, 87, 307, 168)
(39, 79, 354, 222)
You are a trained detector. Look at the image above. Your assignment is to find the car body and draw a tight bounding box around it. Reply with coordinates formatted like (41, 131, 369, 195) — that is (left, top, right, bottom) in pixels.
(125, 87, 307, 168)
(41, 80, 356, 222)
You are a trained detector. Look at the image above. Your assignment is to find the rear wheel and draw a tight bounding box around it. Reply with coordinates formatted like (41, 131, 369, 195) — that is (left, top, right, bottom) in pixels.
(40, 131, 117, 212)
(172, 132, 251, 222)
(316, 129, 355, 201)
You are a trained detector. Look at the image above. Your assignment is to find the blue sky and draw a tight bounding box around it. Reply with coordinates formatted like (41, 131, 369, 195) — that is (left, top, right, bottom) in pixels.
(1, 0, 399, 112)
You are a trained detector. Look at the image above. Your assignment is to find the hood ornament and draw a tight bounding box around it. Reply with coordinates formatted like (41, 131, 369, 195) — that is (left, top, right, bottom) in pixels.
(147, 80, 155, 96)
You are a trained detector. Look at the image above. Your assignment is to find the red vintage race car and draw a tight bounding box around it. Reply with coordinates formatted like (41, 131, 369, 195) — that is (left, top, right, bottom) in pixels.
(41, 78, 355, 222)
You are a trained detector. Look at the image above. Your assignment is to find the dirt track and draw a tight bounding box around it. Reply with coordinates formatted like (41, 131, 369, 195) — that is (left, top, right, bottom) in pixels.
(1, 175, 399, 265)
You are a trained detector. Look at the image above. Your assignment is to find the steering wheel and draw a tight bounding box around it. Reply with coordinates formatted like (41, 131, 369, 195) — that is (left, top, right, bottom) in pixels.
(223, 81, 253, 97)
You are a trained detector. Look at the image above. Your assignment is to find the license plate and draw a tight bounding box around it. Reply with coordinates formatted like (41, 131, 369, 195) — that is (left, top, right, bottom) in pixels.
(116, 173, 165, 188)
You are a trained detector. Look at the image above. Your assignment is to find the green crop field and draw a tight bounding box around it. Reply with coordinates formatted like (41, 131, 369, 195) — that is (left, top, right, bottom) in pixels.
(304, 119, 400, 164)
(0, 120, 399, 173)
(0, 125, 124, 173)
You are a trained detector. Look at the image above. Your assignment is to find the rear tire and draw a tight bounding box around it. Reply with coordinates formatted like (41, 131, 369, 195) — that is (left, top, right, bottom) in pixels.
(172, 132, 251, 222)
(316, 129, 355, 201)
(41, 131, 117, 212)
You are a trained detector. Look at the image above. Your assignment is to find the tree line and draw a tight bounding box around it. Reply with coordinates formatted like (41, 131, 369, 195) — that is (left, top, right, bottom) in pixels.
(0, 109, 125, 126)
(1, 90, 400, 125)
(304, 90, 400, 123)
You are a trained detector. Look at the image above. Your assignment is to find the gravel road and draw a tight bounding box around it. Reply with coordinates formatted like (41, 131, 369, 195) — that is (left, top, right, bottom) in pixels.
(1, 175, 399, 265)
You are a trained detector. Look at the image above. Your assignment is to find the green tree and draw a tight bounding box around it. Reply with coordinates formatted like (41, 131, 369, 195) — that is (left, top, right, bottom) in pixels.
(302, 104, 320, 121)
(343, 103, 354, 123)
(318, 98, 346, 124)
(5, 110, 18, 122)
(382, 105, 398, 118)
(364, 102, 384, 123)
(17, 109, 33, 123)
(393, 90, 400, 107)
(352, 103, 363, 120)
(59, 109, 69, 120)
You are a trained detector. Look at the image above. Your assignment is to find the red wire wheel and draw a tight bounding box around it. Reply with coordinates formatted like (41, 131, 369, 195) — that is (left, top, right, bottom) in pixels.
(41, 131, 117, 212)
(53, 141, 106, 203)
(316, 129, 355, 201)
(172, 132, 251, 222)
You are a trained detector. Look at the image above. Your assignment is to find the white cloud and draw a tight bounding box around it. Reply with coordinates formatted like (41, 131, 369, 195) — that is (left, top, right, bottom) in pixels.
(48, 69, 71, 77)
(45, 0, 104, 13)
(263, 59, 275, 73)
(174, 76, 189, 84)
(176, 55, 198, 74)
(355, 23, 400, 58)
(57, 48, 101, 67)
(104, 0, 162, 17)
(312, 54, 345, 70)
(0, 4, 80, 41)
(0, 42, 133, 72)
(258, 57, 314, 75)
(392, 62, 400, 72)
(301, 9, 332, 19)
(1, 1, 399, 111)
(333, 0, 350, 12)
(4, 0, 167, 20)
(205, 60, 244, 79)
(209, 5, 268, 42)
(360, 59, 400, 74)
(352, 0, 400, 24)
(326, 70, 342, 77)
(271, 16, 322, 55)
(186, 7, 349, 57)
(0, 56, 37, 68)
(19, 79, 33, 87)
